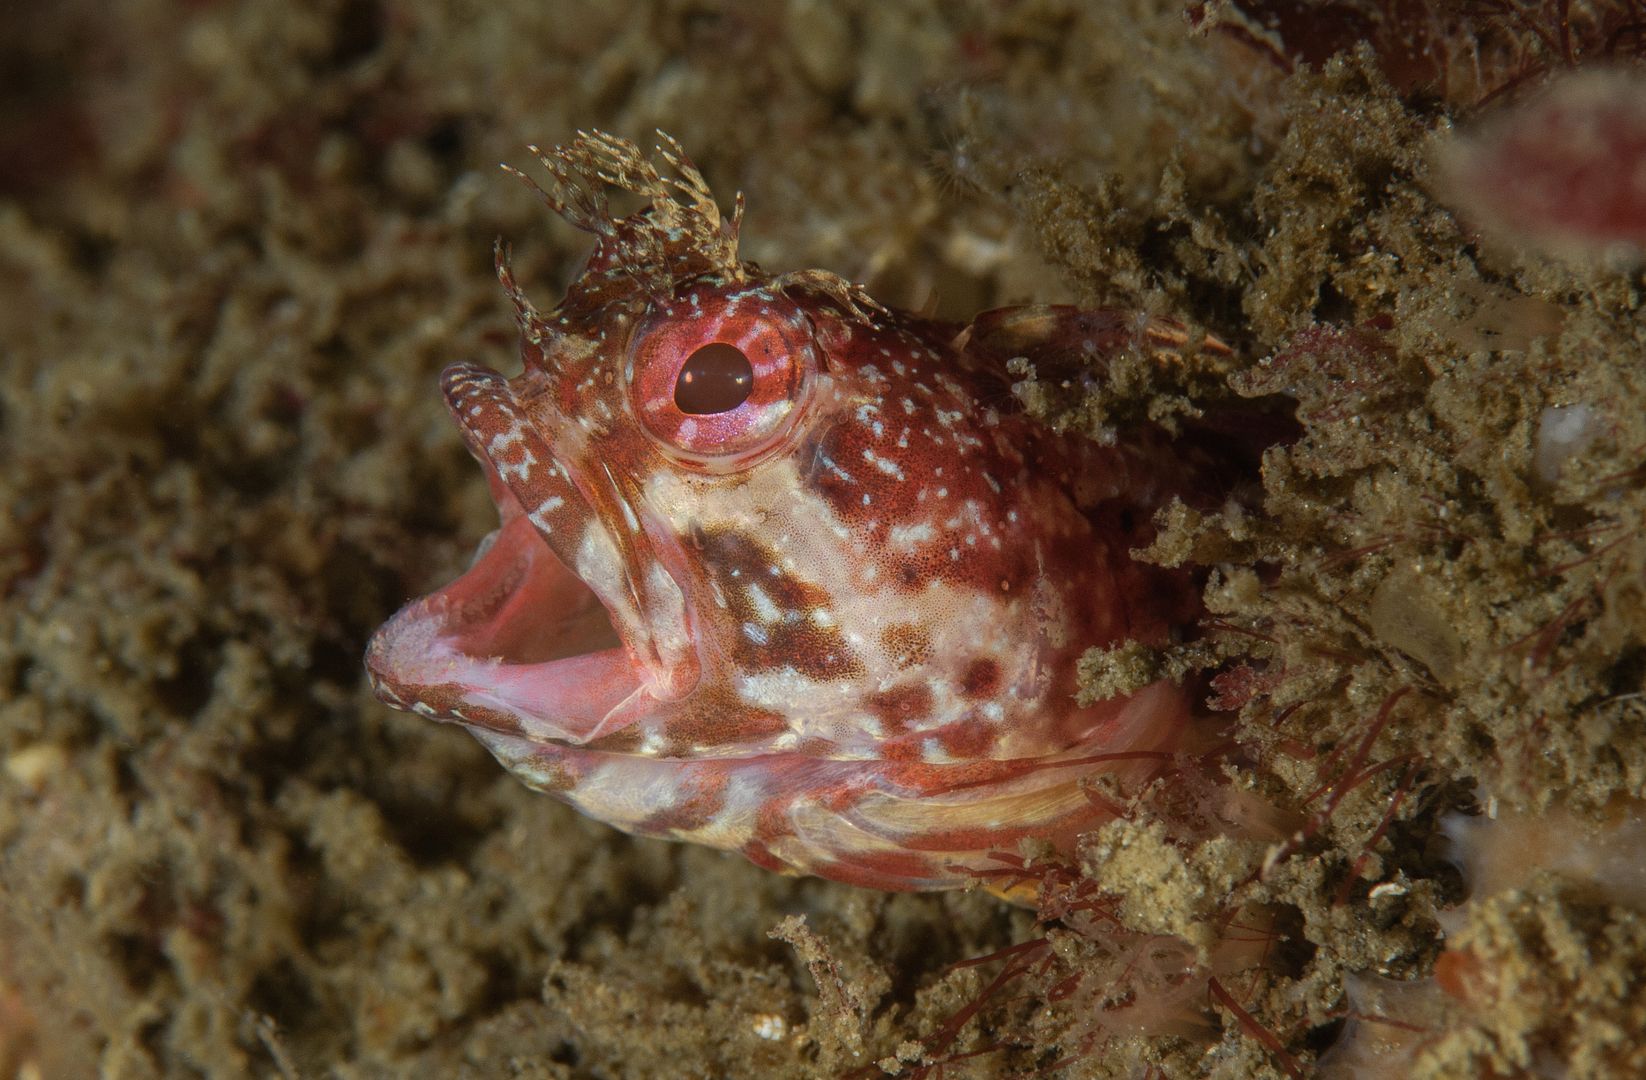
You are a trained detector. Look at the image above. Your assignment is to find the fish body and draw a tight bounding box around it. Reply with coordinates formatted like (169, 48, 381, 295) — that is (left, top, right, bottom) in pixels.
(366, 133, 1220, 891)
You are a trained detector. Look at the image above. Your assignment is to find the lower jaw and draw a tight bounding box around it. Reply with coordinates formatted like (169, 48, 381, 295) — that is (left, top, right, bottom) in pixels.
(468, 678, 1190, 894)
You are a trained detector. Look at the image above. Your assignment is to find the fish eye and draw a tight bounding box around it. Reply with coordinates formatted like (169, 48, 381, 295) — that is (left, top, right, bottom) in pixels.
(628, 287, 817, 470)
(674, 343, 754, 414)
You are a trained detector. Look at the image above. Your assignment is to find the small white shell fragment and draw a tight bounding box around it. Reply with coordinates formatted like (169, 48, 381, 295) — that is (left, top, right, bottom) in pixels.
(1532, 403, 1598, 485)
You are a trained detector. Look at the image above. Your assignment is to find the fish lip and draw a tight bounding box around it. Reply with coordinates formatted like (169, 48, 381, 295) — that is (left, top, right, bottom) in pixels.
(365, 363, 697, 746)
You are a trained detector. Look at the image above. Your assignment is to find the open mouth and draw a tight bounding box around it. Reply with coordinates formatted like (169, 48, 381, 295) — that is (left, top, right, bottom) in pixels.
(364, 469, 639, 745)
(368, 359, 706, 748)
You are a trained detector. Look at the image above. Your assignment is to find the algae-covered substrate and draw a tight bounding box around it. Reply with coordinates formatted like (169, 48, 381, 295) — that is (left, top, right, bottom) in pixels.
(2, 2, 1643, 1077)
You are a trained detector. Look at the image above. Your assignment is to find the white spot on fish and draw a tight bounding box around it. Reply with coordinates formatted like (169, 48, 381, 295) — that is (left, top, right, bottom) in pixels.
(745, 582, 781, 623)
(862, 449, 905, 480)
(889, 523, 933, 546)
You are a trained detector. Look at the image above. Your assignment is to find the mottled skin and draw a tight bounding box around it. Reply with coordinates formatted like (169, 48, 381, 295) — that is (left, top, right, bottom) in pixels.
(366, 133, 1225, 891)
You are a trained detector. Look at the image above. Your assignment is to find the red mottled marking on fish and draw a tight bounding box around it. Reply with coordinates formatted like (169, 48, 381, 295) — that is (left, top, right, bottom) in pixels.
(865, 684, 933, 736)
(696, 527, 865, 680)
(959, 658, 1001, 699)
(364, 131, 1262, 893)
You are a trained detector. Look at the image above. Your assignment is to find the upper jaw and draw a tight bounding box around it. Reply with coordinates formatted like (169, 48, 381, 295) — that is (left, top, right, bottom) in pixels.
(365, 363, 700, 747)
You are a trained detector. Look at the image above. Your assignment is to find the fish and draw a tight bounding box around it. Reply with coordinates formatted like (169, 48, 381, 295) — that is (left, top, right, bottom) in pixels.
(365, 131, 1238, 892)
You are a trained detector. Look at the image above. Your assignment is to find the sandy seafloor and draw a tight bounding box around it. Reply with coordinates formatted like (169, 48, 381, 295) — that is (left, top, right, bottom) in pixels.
(3, 2, 1645, 1078)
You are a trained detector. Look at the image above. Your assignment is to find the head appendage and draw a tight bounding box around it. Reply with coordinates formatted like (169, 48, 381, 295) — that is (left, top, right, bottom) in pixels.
(503, 143, 610, 236)
(492, 239, 538, 326)
(773, 267, 891, 324)
(500, 130, 746, 303)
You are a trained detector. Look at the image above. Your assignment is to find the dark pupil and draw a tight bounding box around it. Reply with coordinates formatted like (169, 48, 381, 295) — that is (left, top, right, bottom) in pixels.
(674, 342, 754, 415)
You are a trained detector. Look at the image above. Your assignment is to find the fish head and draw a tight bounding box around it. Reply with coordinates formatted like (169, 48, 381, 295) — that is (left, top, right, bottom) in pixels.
(370, 219, 1054, 741)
